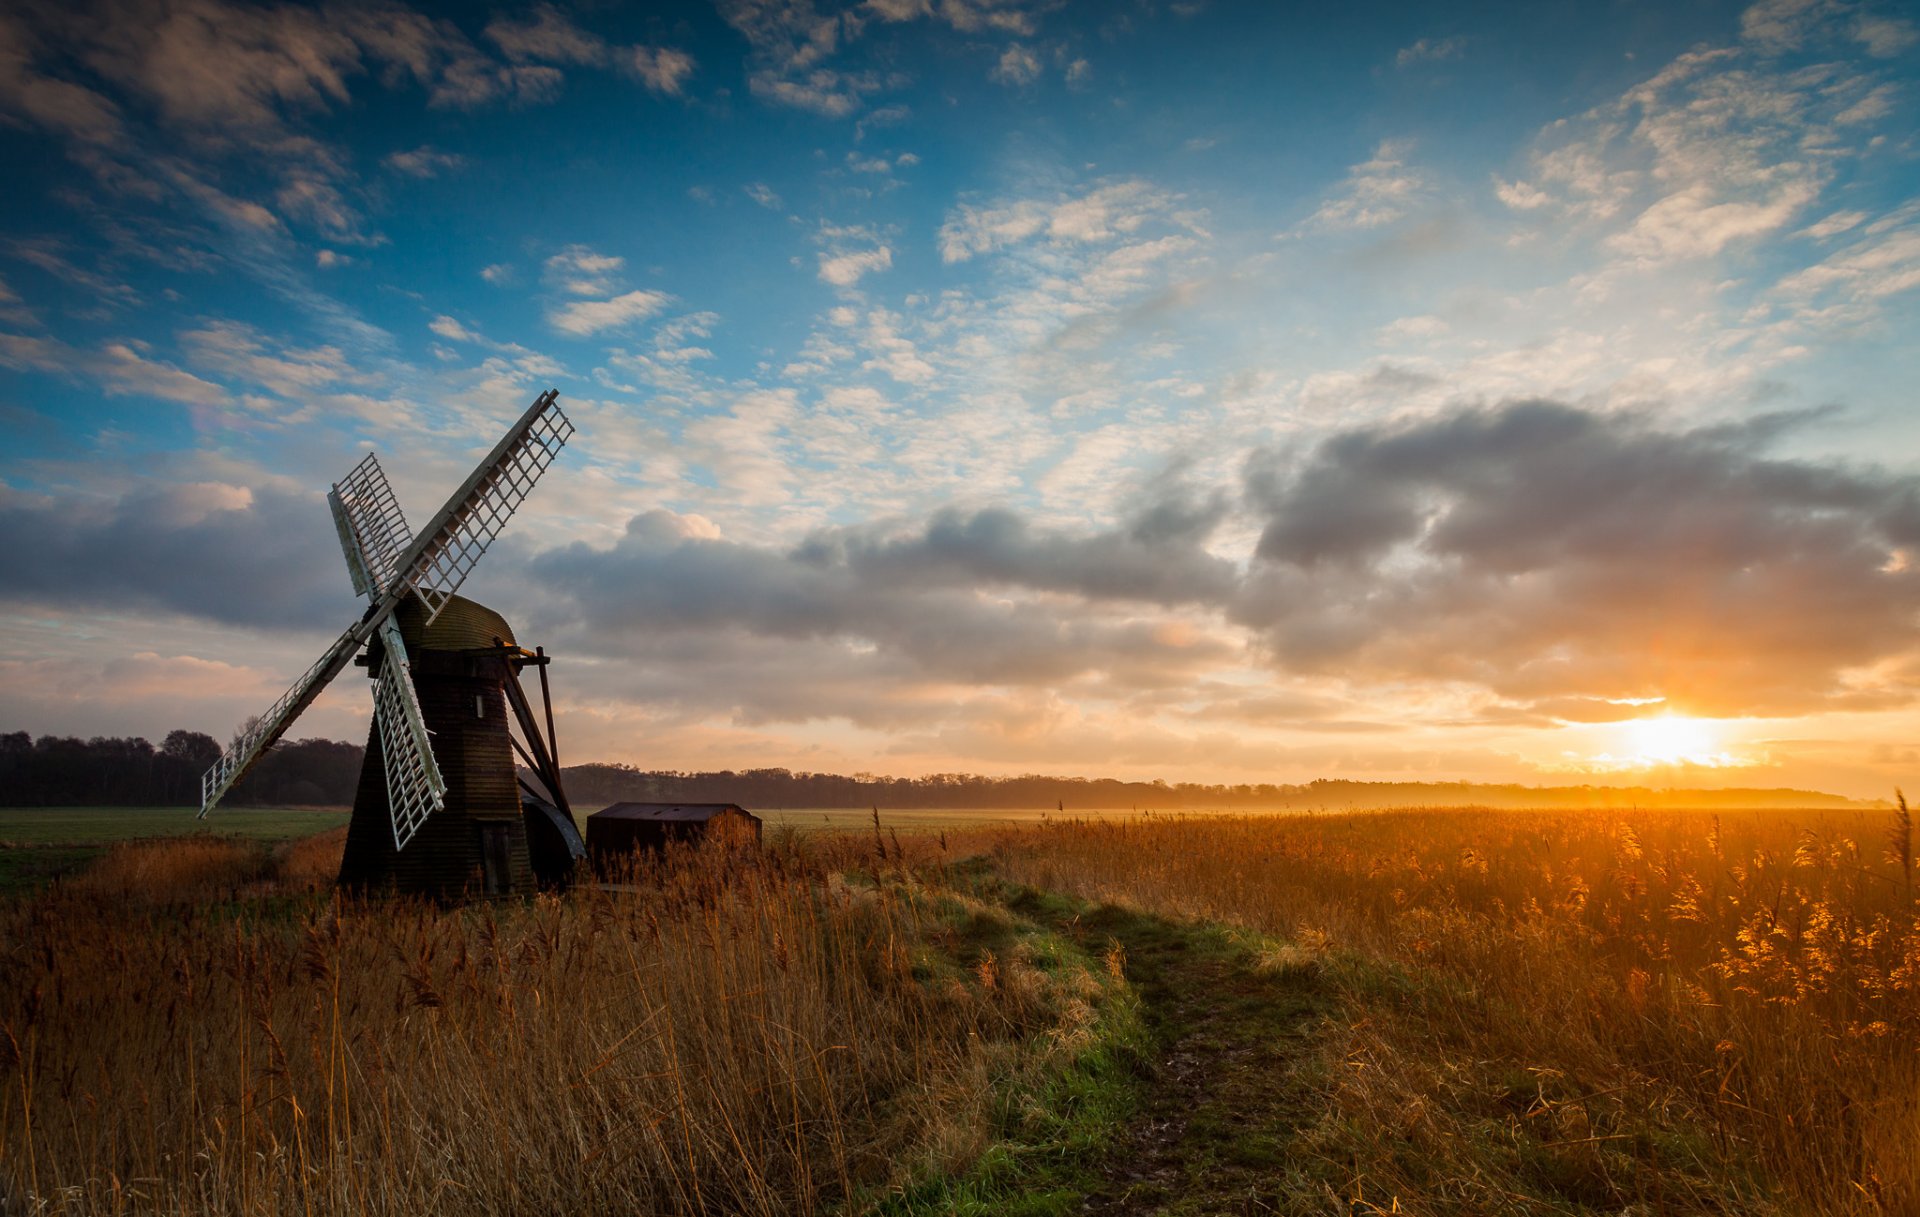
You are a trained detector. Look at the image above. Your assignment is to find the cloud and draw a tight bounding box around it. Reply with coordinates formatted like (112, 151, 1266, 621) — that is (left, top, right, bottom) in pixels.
(1772, 204, 1920, 309)
(939, 179, 1191, 262)
(486, 6, 608, 67)
(1395, 36, 1466, 67)
(480, 262, 513, 284)
(0, 479, 347, 628)
(549, 289, 671, 336)
(749, 68, 877, 117)
(0, 10, 124, 144)
(384, 145, 466, 178)
(1739, 0, 1915, 55)
(864, 0, 1042, 35)
(543, 245, 626, 296)
(0, 331, 229, 407)
(720, 0, 881, 116)
(745, 182, 783, 209)
(1307, 139, 1426, 230)
(989, 44, 1040, 86)
(629, 46, 695, 95)
(428, 315, 476, 342)
(527, 492, 1237, 690)
(1235, 400, 1920, 717)
(178, 321, 362, 400)
(818, 246, 892, 286)
(1498, 22, 1905, 266)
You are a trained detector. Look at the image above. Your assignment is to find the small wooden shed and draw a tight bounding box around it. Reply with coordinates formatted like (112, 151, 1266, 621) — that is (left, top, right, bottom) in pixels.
(587, 802, 762, 872)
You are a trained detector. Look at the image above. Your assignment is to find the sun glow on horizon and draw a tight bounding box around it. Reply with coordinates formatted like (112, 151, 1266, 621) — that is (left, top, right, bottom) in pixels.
(1579, 713, 1754, 772)
(1624, 714, 1720, 766)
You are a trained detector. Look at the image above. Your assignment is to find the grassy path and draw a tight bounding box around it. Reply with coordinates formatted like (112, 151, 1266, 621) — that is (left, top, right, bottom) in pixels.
(1000, 889, 1339, 1217)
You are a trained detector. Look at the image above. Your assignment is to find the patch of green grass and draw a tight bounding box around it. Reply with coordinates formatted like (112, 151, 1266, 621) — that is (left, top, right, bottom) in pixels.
(0, 805, 347, 846)
(0, 845, 103, 893)
(0, 806, 348, 896)
(875, 878, 1153, 1217)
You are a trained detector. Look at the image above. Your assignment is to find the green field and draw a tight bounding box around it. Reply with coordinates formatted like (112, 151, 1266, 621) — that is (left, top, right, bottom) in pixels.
(0, 804, 1159, 895)
(0, 806, 351, 894)
(0, 805, 350, 846)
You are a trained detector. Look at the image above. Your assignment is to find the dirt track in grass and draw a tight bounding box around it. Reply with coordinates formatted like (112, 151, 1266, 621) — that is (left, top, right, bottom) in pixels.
(1005, 890, 1338, 1217)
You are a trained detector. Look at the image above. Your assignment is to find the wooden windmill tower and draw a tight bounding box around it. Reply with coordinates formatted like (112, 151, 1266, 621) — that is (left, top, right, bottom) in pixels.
(200, 391, 583, 898)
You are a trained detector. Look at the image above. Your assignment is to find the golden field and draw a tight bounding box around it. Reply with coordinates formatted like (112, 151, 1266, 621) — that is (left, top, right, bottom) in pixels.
(993, 805, 1920, 1214)
(1, 803, 1916, 1215)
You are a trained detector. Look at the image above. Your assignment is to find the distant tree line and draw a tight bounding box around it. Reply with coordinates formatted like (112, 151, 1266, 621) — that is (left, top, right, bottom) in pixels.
(558, 762, 1874, 812)
(0, 730, 1877, 810)
(0, 731, 362, 807)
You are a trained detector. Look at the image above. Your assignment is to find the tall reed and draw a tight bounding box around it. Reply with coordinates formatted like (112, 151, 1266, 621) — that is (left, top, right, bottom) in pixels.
(990, 807, 1920, 1214)
(0, 834, 1079, 1215)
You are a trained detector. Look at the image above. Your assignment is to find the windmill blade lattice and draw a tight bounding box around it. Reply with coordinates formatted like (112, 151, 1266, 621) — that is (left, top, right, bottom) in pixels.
(330, 453, 413, 599)
(401, 392, 573, 624)
(199, 622, 372, 816)
(372, 614, 446, 848)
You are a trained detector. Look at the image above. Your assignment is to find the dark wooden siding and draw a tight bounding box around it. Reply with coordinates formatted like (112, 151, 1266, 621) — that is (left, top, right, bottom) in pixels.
(338, 650, 533, 898)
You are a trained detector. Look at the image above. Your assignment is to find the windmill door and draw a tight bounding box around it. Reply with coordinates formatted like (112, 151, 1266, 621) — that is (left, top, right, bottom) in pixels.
(477, 823, 513, 894)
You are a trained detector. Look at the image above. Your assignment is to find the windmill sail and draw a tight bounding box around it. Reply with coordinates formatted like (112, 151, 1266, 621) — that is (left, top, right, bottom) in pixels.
(332, 460, 449, 844)
(199, 390, 573, 824)
(371, 614, 446, 848)
(198, 621, 378, 815)
(330, 453, 413, 598)
(399, 390, 574, 624)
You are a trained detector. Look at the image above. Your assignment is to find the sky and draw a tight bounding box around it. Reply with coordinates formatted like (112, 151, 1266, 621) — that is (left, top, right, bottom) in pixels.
(1, 0, 1918, 798)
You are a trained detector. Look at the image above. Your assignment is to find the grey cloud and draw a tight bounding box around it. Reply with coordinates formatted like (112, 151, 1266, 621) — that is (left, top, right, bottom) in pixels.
(1236, 401, 1920, 716)
(799, 490, 1235, 607)
(0, 480, 353, 629)
(526, 501, 1235, 692)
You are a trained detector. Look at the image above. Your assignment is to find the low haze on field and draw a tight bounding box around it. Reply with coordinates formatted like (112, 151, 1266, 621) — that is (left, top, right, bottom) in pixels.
(1, 0, 1917, 795)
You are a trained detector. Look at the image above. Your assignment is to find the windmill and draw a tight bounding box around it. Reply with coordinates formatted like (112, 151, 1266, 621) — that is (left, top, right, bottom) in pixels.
(200, 390, 584, 897)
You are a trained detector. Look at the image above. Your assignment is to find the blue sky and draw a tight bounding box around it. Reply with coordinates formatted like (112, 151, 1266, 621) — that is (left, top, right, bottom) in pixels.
(3, 0, 1918, 796)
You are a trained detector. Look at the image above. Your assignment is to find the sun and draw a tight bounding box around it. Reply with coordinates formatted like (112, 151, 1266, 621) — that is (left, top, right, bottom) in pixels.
(1621, 714, 1722, 767)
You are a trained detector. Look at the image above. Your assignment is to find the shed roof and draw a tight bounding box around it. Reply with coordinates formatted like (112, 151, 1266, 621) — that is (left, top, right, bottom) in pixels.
(591, 802, 757, 823)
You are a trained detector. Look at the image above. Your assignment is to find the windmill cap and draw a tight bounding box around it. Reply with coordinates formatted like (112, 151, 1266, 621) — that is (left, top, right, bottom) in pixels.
(394, 594, 517, 652)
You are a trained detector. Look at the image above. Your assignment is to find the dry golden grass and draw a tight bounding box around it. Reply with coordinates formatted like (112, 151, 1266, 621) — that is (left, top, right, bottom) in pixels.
(988, 806, 1920, 1214)
(0, 831, 1102, 1216)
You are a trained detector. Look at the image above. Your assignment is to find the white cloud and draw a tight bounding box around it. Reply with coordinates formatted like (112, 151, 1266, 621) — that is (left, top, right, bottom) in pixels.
(1773, 207, 1920, 306)
(749, 69, 876, 117)
(97, 342, 232, 406)
(745, 182, 783, 209)
(481, 263, 514, 284)
(1493, 177, 1551, 210)
(429, 315, 477, 342)
(1499, 27, 1904, 267)
(549, 289, 671, 335)
(630, 46, 695, 95)
(1802, 210, 1868, 239)
(384, 146, 467, 178)
(1377, 314, 1449, 342)
(544, 245, 626, 296)
(819, 246, 893, 286)
(486, 7, 609, 66)
(1308, 139, 1426, 230)
(990, 44, 1041, 86)
(940, 180, 1189, 262)
(1610, 180, 1822, 262)
(1395, 36, 1466, 67)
